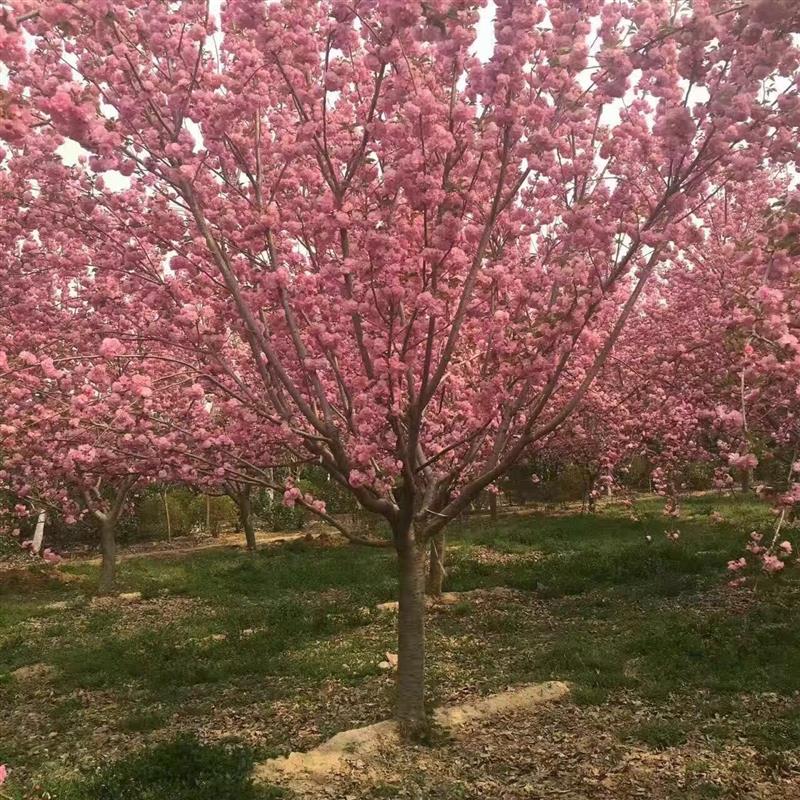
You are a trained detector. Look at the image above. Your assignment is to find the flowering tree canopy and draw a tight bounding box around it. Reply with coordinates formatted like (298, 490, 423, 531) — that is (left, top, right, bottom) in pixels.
(1, 0, 799, 729)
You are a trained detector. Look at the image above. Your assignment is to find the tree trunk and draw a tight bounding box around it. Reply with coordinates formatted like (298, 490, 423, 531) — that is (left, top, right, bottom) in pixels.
(239, 490, 256, 552)
(205, 494, 215, 537)
(489, 492, 497, 521)
(162, 491, 172, 542)
(741, 469, 752, 494)
(426, 532, 446, 597)
(98, 516, 117, 595)
(32, 510, 46, 555)
(266, 469, 275, 511)
(587, 480, 597, 513)
(396, 538, 427, 736)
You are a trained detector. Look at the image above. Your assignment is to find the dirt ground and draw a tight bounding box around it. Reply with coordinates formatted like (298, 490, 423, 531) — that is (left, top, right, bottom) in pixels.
(285, 697, 800, 800)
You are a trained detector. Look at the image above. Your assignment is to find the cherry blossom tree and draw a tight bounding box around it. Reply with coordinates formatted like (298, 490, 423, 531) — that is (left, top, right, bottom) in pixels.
(674, 182, 800, 580)
(2, 0, 800, 730)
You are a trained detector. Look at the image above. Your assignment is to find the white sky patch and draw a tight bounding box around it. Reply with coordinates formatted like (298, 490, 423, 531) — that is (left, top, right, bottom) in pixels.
(55, 139, 131, 191)
(472, 1, 496, 63)
(56, 139, 88, 166)
(185, 118, 205, 153)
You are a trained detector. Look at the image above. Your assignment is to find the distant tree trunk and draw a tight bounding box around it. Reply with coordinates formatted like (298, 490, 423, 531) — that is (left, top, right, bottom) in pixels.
(489, 493, 498, 521)
(582, 472, 597, 513)
(266, 469, 275, 511)
(205, 494, 214, 536)
(426, 532, 446, 596)
(90, 477, 135, 595)
(32, 510, 46, 555)
(237, 488, 256, 552)
(98, 514, 117, 595)
(741, 469, 752, 494)
(162, 491, 172, 542)
(396, 532, 427, 736)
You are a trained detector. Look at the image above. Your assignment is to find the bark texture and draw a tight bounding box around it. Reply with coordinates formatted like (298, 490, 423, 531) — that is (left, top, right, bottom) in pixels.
(426, 532, 446, 596)
(396, 537, 427, 734)
(98, 516, 117, 595)
(238, 489, 257, 551)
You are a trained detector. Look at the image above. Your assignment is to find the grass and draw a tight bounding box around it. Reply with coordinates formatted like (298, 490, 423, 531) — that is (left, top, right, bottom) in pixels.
(48, 735, 288, 800)
(2, 493, 800, 798)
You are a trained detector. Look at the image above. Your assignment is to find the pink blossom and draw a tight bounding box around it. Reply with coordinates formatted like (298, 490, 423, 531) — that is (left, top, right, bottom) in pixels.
(99, 338, 125, 358)
(762, 554, 785, 574)
(728, 453, 759, 471)
(310, 499, 327, 514)
(282, 487, 302, 508)
(348, 470, 369, 488)
(42, 548, 63, 565)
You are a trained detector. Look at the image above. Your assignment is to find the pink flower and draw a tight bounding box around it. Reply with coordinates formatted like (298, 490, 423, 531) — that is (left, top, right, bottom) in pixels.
(282, 487, 302, 508)
(309, 499, 327, 514)
(42, 548, 63, 564)
(727, 557, 747, 572)
(779, 541, 793, 556)
(99, 337, 125, 358)
(762, 554, 785, 574)
(0, 764, 7, 784)
(728, 452, 759, 471)
(348, 469, 369, 488)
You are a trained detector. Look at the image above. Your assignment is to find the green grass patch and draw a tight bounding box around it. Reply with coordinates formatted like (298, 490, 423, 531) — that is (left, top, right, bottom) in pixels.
(623, 719, 689, 749)
(51, 735, 288, 800)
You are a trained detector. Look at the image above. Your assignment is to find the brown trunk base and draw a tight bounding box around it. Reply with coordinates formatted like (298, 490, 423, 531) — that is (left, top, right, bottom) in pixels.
(98, 518, 117, 595)
(396, 537, 427, 731)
